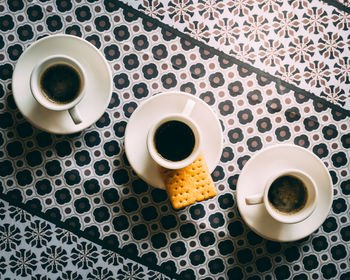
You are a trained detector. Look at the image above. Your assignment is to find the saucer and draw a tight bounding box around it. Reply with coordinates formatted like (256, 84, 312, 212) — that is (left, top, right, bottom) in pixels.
(125, 92, 223, 189)
(236, 144, 333, 242)
(12, 34, 112, 134)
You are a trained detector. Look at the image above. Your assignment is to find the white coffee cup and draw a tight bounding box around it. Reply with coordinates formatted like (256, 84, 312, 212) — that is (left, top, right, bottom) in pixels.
(245, 169, 318, 224)
(147, 99, 201, 170)
(30, 55, 86, 125)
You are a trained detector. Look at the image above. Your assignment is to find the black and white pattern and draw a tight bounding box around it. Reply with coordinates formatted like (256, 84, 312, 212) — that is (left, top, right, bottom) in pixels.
(120, 0, 350, 110)
(0, 0, 349, 279)
(0, 199, 170, 279)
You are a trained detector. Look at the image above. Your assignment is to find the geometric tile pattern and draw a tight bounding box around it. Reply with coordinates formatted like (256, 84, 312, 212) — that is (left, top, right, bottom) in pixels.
(122, 0, 350, 110)
(0, 199, 171, 280)
(0, 0, 349, 279)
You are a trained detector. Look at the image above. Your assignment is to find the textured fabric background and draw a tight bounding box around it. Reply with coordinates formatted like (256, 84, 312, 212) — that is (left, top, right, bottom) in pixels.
(0, 0, 349, 279)
(120, 0, 350, 110)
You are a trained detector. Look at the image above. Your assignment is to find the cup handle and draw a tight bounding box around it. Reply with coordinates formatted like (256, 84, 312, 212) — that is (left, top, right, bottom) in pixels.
(68, 106, 83, 125)
(182, 99, 196, 116)
(245, 193, 264, 205)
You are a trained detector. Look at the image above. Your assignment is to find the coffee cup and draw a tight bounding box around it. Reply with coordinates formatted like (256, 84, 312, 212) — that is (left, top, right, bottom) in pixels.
(245, 169, 318, 224)
(147, 99, 201, 170)
(30, 55, 86, 125)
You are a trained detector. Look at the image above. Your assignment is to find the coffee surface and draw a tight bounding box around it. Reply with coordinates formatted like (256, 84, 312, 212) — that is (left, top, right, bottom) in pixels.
(40, 63, 82, 104)
(154, 120, 195, 162)
(268, 175, 307, 214)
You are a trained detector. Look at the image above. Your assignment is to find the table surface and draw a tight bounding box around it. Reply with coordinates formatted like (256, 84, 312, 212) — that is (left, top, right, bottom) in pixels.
(0, 0, 349, 279)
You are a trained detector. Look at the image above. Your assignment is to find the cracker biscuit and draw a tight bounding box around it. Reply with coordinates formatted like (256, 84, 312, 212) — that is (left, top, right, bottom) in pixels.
(160, 153, 217, 209)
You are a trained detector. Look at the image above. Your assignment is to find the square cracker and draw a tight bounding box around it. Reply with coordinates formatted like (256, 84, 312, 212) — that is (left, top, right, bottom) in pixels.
(160, 152, 217, 209)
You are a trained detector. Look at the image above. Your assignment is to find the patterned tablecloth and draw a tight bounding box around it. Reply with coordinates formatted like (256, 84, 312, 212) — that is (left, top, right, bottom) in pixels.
(0, 0, 349, 279)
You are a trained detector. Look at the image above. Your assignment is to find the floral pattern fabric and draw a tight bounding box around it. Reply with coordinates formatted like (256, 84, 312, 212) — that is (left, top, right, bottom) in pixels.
(0, 199, 170, 279)
(121, 0, 350, 110)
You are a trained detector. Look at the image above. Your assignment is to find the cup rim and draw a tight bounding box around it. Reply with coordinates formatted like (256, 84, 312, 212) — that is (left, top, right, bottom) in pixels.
(263, 169, 318, 224)
(147, 113, 201, 170)
(30, 54, 86, 111)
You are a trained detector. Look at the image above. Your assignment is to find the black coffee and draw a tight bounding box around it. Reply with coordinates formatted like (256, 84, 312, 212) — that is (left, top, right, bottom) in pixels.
(40, 63, 82, 104)
(154, 120, 195, 162)
(268, 175, 307, 214)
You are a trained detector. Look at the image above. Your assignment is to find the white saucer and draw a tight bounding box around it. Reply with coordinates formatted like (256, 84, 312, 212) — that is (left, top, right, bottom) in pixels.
(125, 92, 223, 189)
(236, 144, 333, 242)
(12, 34, 112, 134)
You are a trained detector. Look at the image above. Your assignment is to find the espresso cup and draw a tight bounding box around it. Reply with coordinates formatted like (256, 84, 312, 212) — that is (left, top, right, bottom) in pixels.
(30, 55, 86, 125)
(245, 169, 318, 224)
(147, 99, 201, 170)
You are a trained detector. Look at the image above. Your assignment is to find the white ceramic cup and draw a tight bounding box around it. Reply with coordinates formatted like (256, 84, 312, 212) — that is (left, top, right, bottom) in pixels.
(147, 99, 201, 169)
(245, 169, 318, 224)
(30, 55, 86, 125)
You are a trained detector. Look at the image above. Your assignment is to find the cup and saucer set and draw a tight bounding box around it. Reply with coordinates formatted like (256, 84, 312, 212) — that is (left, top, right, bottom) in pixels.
(124, 94, 333, 242)
(13, 35, 333, 242)
(236, 145, 333, 242)
(12, 34, 113, 135)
